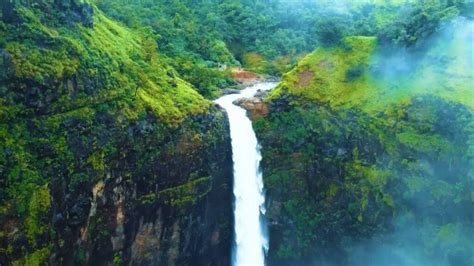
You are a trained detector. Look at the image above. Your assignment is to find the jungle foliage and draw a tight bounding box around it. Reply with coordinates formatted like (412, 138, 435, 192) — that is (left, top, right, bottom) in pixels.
(254, 11, 473, 266)
(94, 0, 471, 92)
(0, 1, 228, 264)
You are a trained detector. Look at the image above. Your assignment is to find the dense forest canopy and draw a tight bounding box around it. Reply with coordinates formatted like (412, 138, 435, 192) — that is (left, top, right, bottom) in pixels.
(93, 0, 471, 97)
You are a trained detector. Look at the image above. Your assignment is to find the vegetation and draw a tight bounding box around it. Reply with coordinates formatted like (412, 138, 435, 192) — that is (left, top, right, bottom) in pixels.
(253, 3, 473, 265)
(255, 96, 473, 265)
(1, 0, 472, 265)
(0, 1, 230, 264)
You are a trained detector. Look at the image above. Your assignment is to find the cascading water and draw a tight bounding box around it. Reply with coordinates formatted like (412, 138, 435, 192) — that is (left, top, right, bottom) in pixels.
(215, 82, 276, 266)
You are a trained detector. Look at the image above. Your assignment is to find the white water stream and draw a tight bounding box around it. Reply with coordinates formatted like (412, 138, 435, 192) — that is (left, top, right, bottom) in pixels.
(215, 82, 276, 266)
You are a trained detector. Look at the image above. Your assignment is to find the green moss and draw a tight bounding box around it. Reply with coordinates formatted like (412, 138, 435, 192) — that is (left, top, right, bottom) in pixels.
(12, 247, 50, 266)
(6, 41, 79, 82)
(1, 2, 222, 262)
(137, 176, 213, 207)
(269, 30, 474, 113)
(257, 69, 472, 263)
(158, 176, 212, 207)
(138, 193, 157, 205)
(397, 131, 455, 156)
(87, 152, 104, 172)
(269, 36, 378, 109)
(137, 78, 209, 125)
(25, 186, 51, 246)
(113, 253, 122, 264)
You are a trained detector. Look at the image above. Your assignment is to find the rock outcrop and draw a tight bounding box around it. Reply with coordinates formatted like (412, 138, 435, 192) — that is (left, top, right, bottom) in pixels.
(49, 110, 234, 266)
(234, 97, 269, 120)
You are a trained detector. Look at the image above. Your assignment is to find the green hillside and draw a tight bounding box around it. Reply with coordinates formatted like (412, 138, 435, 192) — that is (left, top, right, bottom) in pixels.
(270, 30, 473, 111)
(1, 2, 232, 265)
(254, 20, 473, 266)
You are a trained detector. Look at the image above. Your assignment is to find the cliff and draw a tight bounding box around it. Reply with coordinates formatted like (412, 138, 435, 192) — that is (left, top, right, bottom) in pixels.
(0, 2, 232, 265)
(251, 30, 473, 265)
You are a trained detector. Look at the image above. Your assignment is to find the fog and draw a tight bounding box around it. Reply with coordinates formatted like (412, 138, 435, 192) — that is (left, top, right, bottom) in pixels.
(266, 2, 474, 265)
(346, 16, 474, 266)
(374, 17, 473, 76)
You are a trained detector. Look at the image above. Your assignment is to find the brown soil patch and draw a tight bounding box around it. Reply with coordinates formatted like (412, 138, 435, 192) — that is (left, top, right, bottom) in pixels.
(232, 68, 260, 83)
(319, 59, 330, 68)
(296, 69, 314, 88)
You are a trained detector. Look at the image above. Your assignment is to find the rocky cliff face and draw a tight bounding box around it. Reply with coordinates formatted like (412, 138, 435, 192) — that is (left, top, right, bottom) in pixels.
(0, 3, 233, 265)
(51, 110, 234, 266)
(250, 35, 473, 265)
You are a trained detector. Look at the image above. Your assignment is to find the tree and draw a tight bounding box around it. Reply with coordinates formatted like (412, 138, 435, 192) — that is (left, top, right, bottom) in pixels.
(313, 17, 349, 47)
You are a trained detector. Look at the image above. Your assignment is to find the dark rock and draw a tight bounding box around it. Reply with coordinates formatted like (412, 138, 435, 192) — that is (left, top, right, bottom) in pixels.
(254, 89, 269, 98)
(222, 88, 240, 95)
(68, 197, 91, 226)
(53, 213, 65, 226)
(39, 108, 235, 266)
(79, 3, 94, 28)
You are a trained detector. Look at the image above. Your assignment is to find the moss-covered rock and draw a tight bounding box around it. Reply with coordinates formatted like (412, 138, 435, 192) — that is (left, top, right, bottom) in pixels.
(253, 30, 473, 265)
(0, 2, 233, 265)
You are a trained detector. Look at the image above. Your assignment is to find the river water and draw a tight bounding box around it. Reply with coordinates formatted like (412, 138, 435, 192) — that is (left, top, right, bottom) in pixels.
(215, 82, 276, 266)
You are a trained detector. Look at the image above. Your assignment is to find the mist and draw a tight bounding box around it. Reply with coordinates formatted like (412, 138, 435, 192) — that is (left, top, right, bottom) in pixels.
(343, 16, 474, 266)
(370, 17, 474, 106)
(268, 4, 473, 265)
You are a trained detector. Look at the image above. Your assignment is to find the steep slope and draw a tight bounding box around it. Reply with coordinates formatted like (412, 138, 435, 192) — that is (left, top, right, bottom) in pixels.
(0, 2, 232, 265)
(93, 0, 470, 85)
(252, 21, 473, 265)
(96, 0, 238, 98)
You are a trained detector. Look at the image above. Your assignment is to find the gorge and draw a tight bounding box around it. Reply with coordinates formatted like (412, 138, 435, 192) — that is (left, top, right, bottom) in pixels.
(1, 1, 473, 266)
(216, 82, 276, 266)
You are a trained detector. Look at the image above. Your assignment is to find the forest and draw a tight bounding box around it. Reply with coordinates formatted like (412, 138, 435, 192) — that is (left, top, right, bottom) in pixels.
(0, 0, 473, 265)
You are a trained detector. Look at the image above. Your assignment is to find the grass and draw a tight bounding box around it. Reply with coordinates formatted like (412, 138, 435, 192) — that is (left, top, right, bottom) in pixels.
(269, 36, 378, 109)
(269, 29, 473, 113)
(2, 6, 211, 124)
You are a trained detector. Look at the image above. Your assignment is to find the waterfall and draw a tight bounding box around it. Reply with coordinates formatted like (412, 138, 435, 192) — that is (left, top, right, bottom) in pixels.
(215, 82, 276, 266)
